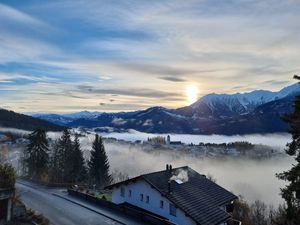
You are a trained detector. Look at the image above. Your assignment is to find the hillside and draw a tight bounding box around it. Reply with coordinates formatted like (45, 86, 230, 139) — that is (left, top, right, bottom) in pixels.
(0, 108, 64, 131)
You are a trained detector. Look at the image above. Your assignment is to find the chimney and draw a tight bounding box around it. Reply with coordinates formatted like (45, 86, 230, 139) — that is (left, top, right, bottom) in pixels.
(169, 165, 172, 171)
(166, 164, 169, 171)
(168, 181, 172, 193)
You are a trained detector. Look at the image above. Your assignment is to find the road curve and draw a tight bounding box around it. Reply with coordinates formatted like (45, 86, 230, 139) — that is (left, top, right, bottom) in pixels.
(16, 182, 149, 225)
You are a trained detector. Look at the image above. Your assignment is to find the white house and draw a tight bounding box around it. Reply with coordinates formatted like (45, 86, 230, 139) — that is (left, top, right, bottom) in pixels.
(106, 165, 238, 225)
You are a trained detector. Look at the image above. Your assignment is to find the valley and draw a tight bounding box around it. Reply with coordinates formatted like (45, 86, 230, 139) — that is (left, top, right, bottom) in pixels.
(1, 127, 293, 206)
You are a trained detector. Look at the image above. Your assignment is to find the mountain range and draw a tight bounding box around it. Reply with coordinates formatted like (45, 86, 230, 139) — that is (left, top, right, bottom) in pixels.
(32, 83, 300, 135)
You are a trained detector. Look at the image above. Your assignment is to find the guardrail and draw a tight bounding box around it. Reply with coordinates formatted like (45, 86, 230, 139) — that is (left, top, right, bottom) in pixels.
(68, 189, 176, 225)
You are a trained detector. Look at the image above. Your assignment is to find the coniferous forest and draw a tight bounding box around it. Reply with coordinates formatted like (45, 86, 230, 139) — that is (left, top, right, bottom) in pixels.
(23, 129, 111, 188)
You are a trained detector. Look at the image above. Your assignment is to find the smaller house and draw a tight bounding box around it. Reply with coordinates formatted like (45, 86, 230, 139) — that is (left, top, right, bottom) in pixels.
(169, 141, 182, 145)
(107, 165, 239, 225)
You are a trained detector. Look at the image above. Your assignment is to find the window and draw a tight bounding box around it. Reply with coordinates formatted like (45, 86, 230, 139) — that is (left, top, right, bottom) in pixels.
(146, 195, 150, 203)
(160, 200, 164, 209)
(128, 190, 132, 197)
(120, 187, 125, 197)
(169, 203, 177, 217)
(140, 194, 144, 202)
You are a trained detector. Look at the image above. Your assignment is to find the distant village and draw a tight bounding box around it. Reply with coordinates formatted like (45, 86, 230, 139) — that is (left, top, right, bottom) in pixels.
(0, 130, 283, 162)
(104, 134, 283, 159)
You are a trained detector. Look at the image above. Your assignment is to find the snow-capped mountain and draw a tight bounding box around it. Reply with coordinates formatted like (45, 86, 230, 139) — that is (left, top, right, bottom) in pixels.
(63, 111, 103, 119)
(191, 83, 300, 116)
(32, 83, 300, 134)
(32, 111, 103, 125)
(31, 114, 73, 126)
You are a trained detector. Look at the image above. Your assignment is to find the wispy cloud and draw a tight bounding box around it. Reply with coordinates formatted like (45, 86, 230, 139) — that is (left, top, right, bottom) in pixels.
(158, 76, 186, 82)
(0, 0, 299, 112)
(77, 85, 181, 99)
(0, 3, 46, 27)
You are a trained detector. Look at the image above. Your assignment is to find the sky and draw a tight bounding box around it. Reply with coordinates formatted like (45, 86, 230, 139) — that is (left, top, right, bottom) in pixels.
(0, 0, 299, 113)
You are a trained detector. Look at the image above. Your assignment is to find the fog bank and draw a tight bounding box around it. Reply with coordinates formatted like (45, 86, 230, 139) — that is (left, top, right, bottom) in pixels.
(4, 128, 293, 206)
(100, 131, 291, 149)
(104, 142, 293, 206)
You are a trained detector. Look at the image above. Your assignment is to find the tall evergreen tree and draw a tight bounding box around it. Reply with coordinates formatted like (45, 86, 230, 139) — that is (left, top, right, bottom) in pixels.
(88, 134, 111, 188)
(276, 75, 300, 224)
(70, 134, 87, 183)
(25, 129, 49, 180)
(48, 129, 73, 183)
(49, 139, 64, 183)
(59, 129, 73, 182)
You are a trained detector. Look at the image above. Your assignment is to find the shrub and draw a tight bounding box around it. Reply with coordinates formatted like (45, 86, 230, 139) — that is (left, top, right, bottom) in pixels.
(0, 164, 16, 188)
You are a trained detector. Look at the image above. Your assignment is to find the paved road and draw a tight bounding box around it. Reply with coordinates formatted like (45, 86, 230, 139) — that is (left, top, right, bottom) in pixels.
(16, 182, 149, 225)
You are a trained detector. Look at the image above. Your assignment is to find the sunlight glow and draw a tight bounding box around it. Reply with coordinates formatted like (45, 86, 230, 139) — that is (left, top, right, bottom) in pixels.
(186, 84, 198, 105)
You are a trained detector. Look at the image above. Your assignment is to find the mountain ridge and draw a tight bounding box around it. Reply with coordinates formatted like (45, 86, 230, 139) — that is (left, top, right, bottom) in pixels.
(0, 108, 64, 131)
(32, 83, 300, 135)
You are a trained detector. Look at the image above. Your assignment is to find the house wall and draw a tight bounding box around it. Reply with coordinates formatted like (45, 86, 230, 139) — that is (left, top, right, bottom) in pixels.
(112, 180, 197, 225)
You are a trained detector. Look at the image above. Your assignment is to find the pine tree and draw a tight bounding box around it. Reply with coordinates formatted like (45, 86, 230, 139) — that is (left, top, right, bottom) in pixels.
(70, 134, 87, 183)
(59, 129, 73, 182)
(276, 75, 300, 224)
(25, 129, 49, 180)
(88, 134, 112, 188)
(49, 140, 64, 183)
(48, 129, 73, 183)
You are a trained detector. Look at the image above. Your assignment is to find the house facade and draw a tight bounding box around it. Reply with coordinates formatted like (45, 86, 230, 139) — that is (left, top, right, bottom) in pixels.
(112, 179, 197, 225)
(107, 165, 238, 225)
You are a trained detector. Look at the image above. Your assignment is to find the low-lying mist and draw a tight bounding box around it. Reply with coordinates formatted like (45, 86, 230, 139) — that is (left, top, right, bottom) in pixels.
(100, 131, 291, 149)
(3, 127, 293, 206)
(73, 132, 294, 206)
(102, 142, 293, 206)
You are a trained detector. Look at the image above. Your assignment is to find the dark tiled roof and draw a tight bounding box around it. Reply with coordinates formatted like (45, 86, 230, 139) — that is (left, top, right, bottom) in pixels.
(107, 166, 237, 225)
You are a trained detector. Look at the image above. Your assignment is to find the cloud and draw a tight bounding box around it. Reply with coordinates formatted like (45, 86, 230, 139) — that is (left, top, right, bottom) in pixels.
(112, 118, 127, 125)
(77, 85, 180, 99)
(158, 76, 186, 82)
(0, 0, 299, 112)
(262, 80, 291, 86)
(0, 3, 46, 27)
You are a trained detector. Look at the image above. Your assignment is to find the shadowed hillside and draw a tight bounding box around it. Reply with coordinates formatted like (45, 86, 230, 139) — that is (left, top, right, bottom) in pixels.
(0, 109, 64, 131)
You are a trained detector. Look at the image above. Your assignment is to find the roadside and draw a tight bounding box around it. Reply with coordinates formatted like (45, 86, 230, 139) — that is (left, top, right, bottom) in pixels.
(16, 181, 149, 225)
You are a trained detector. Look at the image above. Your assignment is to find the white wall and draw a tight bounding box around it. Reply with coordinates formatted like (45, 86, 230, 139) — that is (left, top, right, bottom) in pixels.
(112, 180, 197, 225)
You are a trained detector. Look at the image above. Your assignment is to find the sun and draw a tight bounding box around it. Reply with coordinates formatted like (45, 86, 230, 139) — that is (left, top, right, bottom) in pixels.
(185, 84, 198, 105)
